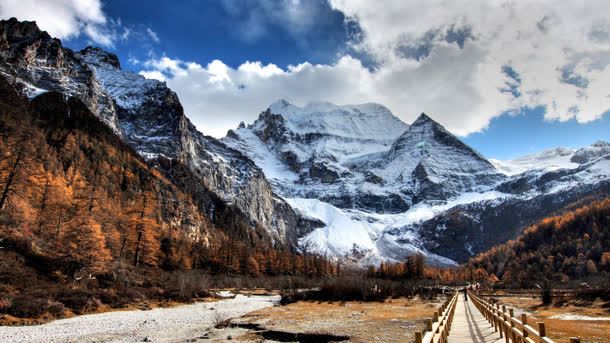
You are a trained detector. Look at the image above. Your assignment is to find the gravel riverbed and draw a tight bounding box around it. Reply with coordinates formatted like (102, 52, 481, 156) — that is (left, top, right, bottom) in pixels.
(0, 294, 280, 343)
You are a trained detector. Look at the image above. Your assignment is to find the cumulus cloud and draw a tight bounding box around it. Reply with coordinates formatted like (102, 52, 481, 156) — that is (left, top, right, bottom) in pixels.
(0, 0, 116, 46)
(329, 0, 610, 126)
(139, 1, 610, 138)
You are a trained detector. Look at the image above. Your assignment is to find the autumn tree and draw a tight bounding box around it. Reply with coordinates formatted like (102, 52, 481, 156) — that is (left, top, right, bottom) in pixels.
(60, 190, 112, 274)
(124, 191, 161, 267)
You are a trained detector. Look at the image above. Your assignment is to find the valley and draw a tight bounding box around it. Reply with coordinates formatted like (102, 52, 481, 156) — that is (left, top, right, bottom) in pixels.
(0, 15, 608, 343)
(0, 293, 280, 343)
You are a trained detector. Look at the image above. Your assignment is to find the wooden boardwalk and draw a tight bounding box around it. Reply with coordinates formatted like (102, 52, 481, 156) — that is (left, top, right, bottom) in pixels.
(449, 293, 503, 343)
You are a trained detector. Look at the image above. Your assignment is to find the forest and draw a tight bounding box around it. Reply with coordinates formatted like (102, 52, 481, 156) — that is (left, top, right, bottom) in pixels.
(464, 198, 610, 287)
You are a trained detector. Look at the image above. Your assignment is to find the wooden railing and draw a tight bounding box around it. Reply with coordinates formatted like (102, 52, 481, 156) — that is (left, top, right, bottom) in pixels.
(414, 291, 459, 343)
(468, 290, 581, 343)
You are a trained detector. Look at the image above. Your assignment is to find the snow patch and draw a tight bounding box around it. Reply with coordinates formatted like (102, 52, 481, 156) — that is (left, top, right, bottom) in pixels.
(549, 314, 610, 321)
(287, 198, 377, 256)
(286, 191, 510, 264)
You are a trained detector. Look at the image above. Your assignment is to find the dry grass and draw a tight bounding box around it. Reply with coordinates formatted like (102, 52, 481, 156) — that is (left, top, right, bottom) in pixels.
(230, 296, 446, 342)
(494, 295, 610, 343)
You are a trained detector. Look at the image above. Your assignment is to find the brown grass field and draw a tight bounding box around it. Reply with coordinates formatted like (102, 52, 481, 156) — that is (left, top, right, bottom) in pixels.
(221, 296, 445, 342)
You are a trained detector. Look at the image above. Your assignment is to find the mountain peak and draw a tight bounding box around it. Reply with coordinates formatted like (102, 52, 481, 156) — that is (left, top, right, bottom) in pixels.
(412, 112, 437, 126)
(79, 46, 121, 69)
(0, 17, 48, 41)
(269, 98, 294, 112)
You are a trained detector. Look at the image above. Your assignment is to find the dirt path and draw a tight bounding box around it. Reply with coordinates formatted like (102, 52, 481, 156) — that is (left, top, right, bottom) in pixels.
(0, 294, 280, 343)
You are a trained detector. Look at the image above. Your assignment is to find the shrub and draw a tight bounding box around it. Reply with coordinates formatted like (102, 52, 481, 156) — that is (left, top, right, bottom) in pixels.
(46, 301, 65, 317)
(7, 295, 48, 317)
(57, 290, 100, 314)
(0, 296, 11, 312)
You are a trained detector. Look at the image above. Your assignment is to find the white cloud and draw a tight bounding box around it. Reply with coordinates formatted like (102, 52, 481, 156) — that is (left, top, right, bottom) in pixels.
(0, 0, 116, 46)
(139, 1, 610, 138)
(329, 0, 610, 127)
(146, 27, 160, 43)
(138, 70, 166, 82)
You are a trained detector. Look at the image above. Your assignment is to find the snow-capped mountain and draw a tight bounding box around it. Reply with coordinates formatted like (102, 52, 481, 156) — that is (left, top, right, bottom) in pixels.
(223, 100, 414, 212)
(0, 18, 300, 245)
(224, 100, 610, 265)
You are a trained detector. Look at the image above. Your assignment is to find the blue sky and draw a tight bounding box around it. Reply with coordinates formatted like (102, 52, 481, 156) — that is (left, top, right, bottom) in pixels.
(2, 0, 609, 160)
(61, 1, 356, 71)
(464, 108, 610, 159)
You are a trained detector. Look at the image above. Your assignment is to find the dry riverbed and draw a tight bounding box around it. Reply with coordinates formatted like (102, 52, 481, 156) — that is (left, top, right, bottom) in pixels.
(0, 294, 280, 343)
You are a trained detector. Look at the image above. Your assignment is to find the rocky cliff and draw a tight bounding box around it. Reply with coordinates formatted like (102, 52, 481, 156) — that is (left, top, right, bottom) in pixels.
(0, 18, 301, 247)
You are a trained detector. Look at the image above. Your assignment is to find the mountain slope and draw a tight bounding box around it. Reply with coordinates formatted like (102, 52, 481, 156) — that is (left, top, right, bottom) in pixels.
(377, 113, 503, 202)
(0, 76, 343, 320)
(0, 75, 221, 270)
(0, 18, 300, 246)
(464, 198, 610, 286)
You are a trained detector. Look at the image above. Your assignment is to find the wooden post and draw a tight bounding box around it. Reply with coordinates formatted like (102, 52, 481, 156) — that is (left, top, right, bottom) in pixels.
(521, 314, 528, 338)
(569, 338, 580, 343)
(494, 303, 503, 338)
(415, 331, 423, 343)
(538, 322, 546, 343)
(508, 308, 510, 342)
(426, 319, 433, 332)
(502, 306, 509, 343)
(434, 311, 439, 322)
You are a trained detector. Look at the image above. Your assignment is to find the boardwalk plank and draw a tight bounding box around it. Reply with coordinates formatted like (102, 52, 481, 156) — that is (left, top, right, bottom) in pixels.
(449, 293, 503, 343)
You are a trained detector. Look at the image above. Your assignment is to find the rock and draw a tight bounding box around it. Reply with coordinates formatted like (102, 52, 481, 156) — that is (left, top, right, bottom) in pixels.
(309, 163, 340, 184)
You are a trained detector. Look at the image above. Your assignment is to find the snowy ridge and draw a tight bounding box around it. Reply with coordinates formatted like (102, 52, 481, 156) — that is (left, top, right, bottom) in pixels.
(491, 141, 610, 176)
(78, 47, 159, 110)
(223, 99, 413, 211)
(267, 99, 408, 139)
(377, 113, 501, 193)
(491, 148, 577, 176)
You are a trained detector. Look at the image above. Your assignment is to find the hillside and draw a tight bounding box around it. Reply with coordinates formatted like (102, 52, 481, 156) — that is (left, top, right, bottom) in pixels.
(0, 17, 301, 250)
(0, 75, 337, 320)
(464, 199, 610, 287)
